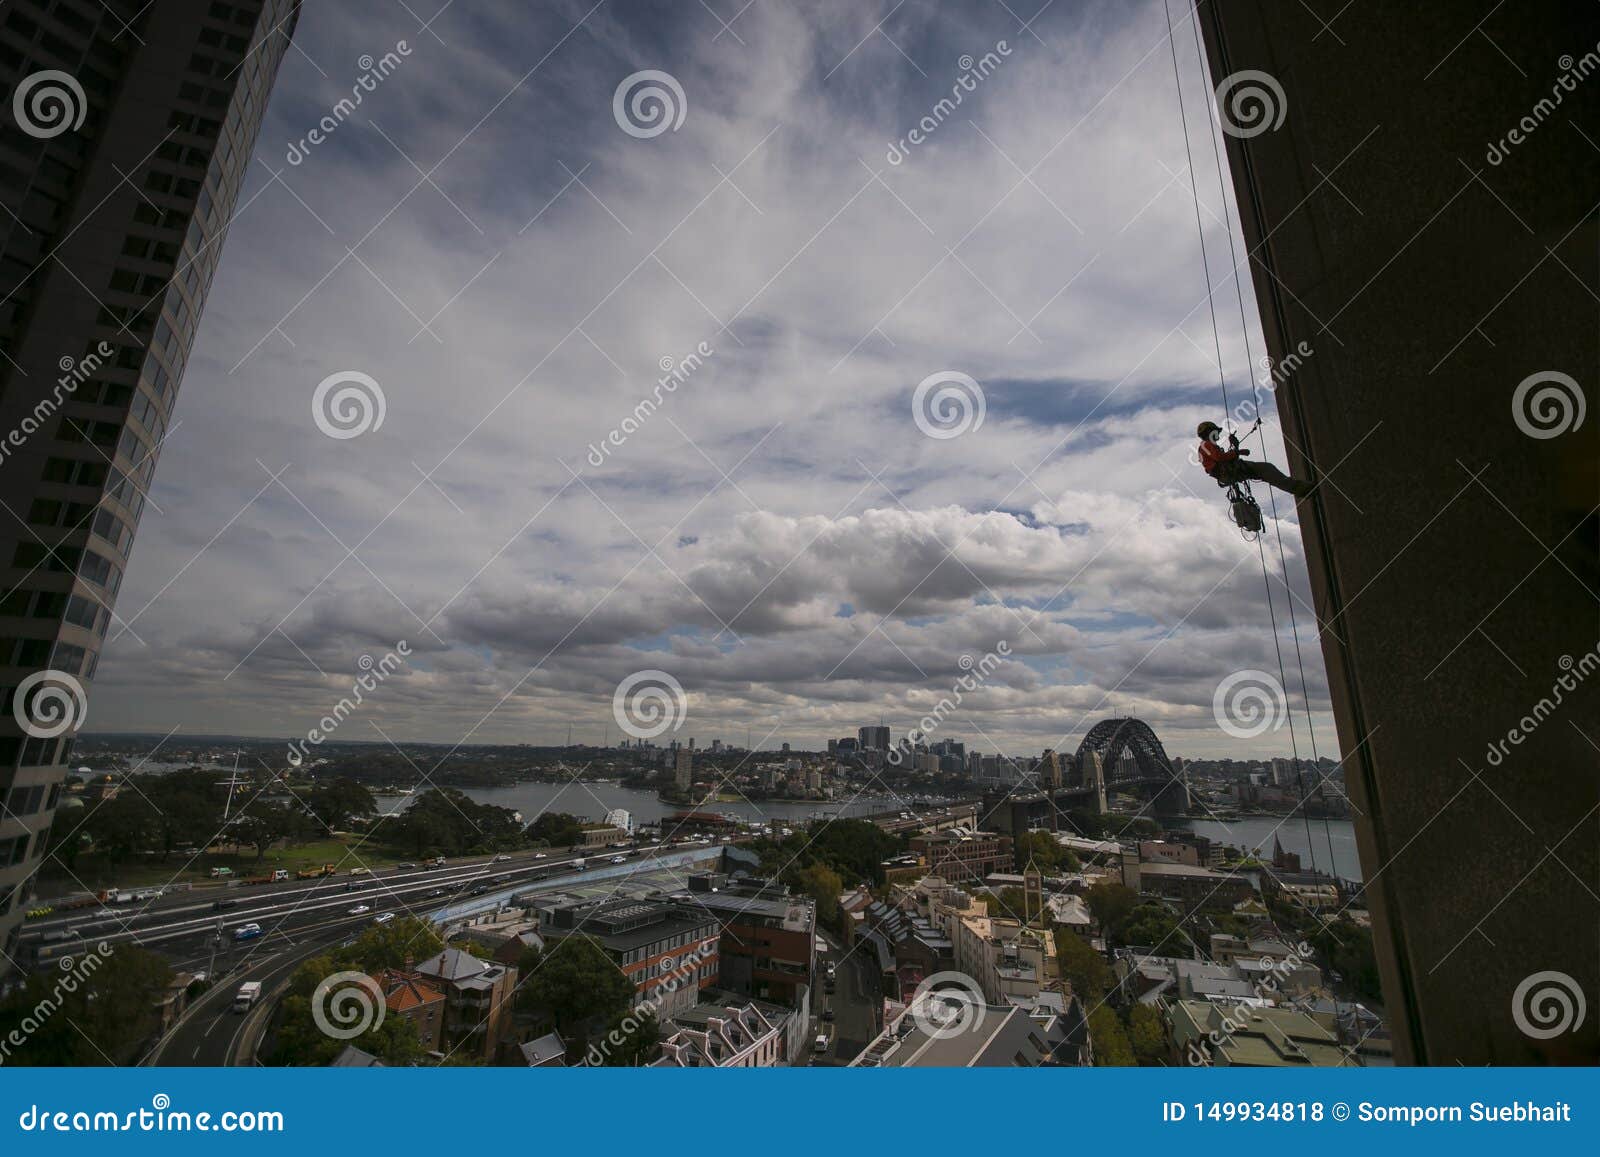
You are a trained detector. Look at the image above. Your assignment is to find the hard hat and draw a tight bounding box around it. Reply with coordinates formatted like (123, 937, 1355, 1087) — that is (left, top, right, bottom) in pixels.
(1197, 421, 1221, 438)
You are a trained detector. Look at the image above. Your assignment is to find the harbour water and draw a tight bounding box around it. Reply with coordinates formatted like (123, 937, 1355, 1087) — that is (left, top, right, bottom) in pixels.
(1171, 815, 1363, 881)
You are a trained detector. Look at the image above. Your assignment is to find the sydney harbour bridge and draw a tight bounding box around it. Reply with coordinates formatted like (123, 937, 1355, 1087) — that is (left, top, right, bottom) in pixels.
(979, 717, 1189, 835)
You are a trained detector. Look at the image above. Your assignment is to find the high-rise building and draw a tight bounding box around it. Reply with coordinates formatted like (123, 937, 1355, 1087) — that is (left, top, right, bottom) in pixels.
(674, 748, 693, 792)
(0, 0, 301, 978)
(858, 724, 889, 751)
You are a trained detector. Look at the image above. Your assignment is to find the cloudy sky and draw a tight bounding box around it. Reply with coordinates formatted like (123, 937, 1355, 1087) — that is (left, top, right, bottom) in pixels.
(89, 0, 1338, 762)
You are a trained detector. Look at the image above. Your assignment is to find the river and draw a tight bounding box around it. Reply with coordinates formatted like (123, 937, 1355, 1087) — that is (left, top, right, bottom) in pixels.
(1169, 815, 1364, 881)
(373, 783, 1365, 879)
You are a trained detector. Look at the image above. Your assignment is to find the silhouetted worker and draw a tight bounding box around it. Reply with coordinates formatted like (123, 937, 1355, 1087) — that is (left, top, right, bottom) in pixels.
(1196, 421, 1311, 496)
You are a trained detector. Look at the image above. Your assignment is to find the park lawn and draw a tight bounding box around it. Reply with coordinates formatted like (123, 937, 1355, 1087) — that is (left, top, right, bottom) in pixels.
(39, 835, 419, 897)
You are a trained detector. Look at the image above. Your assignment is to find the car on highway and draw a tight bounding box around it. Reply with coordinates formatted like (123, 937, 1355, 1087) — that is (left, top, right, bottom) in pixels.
(533, 853, 547, 859)
(395, 862, 418, 870)
(232, 923, 263, 941)
(212, 898, 240, 911)
(493, 854, 511, 862)
(347, 904, 372, 915)
(610, 855, 627, 864)
(822, 1008, 834, 1022)
(812, 1033, 829, 1054)
(469, 884, 490, 895)
(348, 867, 370, 876)
(372, 912, 395, 925)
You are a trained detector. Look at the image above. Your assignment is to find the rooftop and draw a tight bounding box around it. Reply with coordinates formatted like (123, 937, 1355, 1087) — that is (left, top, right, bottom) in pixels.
(852, 1003, 1049, 1068)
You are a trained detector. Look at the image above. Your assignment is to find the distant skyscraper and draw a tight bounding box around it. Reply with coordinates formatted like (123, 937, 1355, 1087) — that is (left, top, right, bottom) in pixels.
(858, 725, 889, 751)
(0, 0, 301, 978)
(674, 748, 693, 792)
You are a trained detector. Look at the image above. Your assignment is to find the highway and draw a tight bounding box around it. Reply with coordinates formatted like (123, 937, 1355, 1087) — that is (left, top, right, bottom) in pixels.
(22, 844, 690, 972)
(140, 848, 720, 1066)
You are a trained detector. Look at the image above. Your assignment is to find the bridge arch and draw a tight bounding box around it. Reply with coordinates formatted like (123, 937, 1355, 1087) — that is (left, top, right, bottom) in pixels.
(1069, 717, 1187, 813)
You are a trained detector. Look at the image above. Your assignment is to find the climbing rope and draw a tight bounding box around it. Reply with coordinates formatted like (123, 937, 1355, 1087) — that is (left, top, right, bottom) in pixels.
(1185, 5, 1340, 878)
(1162, 0, 1321, 875)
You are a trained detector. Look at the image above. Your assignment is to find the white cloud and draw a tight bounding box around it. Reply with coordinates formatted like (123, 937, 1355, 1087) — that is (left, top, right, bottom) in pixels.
(88, 0, 1336, 760)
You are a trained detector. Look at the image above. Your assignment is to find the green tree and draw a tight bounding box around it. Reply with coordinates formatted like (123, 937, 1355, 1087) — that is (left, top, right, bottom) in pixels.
(515, 935, 635, 1053)
(794, 863, 843, 928)
(0, 945, 173, 1065)
(1054, 928, 1114, 1000)
(1089, 1006, 1135, 1066)
(1128, 1002, 1168, 1066)
(525, 812, 585, 848)
(233, 799, 304, 861)
(1084, 881, 1137, 939)
(336, 916, 444, 972)
(387, 789, 525, 856)
(81, 793, 158, 866)
(598, 1007, 661, 1067)
(306, 778, 377, 832)
(1013, 830, 1063, 872)
(271, 956, 423, 1067)
(1120, 903, 1191, 954)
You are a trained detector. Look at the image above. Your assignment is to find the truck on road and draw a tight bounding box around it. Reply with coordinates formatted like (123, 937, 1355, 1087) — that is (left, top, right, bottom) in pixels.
(244, 869, 290, 886)
(232, 981, 262, 1013)
(296, 863, 336, 880)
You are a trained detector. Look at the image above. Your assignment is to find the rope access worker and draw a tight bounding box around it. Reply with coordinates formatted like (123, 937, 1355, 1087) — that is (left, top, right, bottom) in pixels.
(1196, 421, 1312, 497)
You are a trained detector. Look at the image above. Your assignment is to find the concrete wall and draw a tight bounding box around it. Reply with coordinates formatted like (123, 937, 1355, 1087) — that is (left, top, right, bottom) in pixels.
(1199, 1, 1598, 1063)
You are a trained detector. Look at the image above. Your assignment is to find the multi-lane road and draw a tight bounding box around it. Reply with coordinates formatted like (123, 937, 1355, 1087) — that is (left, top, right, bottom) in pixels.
(132, 845, 720, 1066)
(22, 845, 681, 974)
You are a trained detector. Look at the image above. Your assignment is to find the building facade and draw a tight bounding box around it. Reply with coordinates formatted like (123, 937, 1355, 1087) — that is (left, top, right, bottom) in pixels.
(909, 829, 1013, 883)
(539, 897, 719, 1019)
(0, 0, 300, 977)
(412, 947, 518, 1063)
